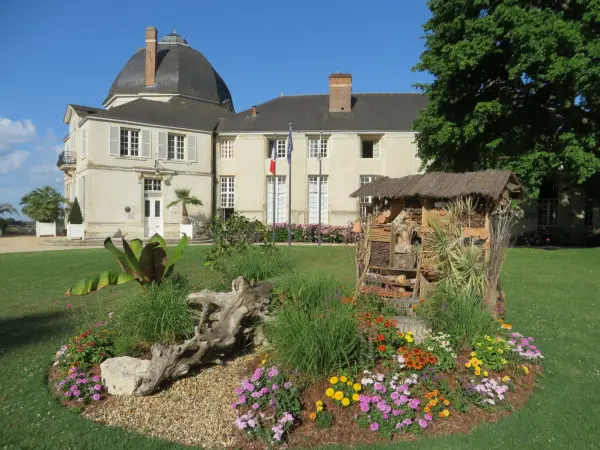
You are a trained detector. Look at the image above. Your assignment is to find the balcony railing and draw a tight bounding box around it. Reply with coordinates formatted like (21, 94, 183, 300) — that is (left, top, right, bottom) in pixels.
(57, 151, 76, 168)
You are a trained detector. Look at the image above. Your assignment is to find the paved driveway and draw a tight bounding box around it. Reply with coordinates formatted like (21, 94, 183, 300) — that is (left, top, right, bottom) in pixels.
(0, 236, 103, 253)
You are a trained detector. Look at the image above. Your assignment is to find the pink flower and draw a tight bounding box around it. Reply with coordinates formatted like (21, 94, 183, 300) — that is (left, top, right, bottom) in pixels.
(66, 304, 72, 310)
(370, 422, 379, 431)
(418, 419, 428, 428)
(251, 403, 260, 410)
(92, 393, 101, 401)
(425, 413, 433, 421)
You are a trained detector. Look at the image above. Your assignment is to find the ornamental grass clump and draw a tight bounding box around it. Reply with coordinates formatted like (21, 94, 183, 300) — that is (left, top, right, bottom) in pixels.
(232, 364, 301, 445)
(266, 273, 373, 379)
(56, 367, 105, 403)
(223, 246, 294, 282)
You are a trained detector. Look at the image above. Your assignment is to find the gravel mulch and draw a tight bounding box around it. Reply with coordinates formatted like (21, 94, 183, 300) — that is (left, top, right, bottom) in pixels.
(85, 353, 257, 449)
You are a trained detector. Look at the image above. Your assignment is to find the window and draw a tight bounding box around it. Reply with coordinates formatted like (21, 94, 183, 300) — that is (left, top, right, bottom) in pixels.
(537, 199, 558, 226)
(266, 176, 286, 224)
(220, 176, 235, 218)
(267, 138, 287, 159)
(361, 138, 381, 159)
(359, 175, 377, 218)
(308, 176, 328, 224)
(168, 134, 185, 160)
(220, 140, 235, 159)
(144, 179, 162, 191)
(308, 138, 328, 159)
(120, 129, 139, 156)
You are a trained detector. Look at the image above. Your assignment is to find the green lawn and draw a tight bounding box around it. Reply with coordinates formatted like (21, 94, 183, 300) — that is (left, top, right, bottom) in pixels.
(1, 246, 599, 449)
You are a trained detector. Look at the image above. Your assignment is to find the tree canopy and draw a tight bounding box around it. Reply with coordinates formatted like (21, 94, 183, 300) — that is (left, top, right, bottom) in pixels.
(20, 186, 65, 222)
(413, 0, 600, 196)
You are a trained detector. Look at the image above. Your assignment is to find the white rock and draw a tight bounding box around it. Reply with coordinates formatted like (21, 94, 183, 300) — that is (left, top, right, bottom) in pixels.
(100, 356, 150, 395)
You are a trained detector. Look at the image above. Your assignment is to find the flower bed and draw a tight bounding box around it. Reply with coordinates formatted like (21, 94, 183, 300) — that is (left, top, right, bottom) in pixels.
(268, 223, 360, 243)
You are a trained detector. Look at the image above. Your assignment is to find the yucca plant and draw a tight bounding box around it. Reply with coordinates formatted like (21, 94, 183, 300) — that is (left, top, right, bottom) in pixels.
(65, 234, 188, 296)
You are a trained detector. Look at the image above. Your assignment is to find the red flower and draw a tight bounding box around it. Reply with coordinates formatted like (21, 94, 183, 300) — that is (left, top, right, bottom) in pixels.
(100, 353, 105, 357)
(375, 317, 383, 324)
(391, 319, 397, 326)
(377, 334, 385, 342)
(365, 321, 371, 326)
(377, 345, 386, 352)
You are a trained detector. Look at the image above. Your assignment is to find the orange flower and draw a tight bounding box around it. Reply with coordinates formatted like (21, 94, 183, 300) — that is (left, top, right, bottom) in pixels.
(443, 399, 450, 406)
(378, 345, 386, 352)
(439, 412, 445, 418)
(501, 323, 513, 330)
(309, 412, 317, 420)
(397, 331, 404, 337)
(376, 317, 383, 323)
(377, 334, 385, 342)
(424, 406, 431, 413)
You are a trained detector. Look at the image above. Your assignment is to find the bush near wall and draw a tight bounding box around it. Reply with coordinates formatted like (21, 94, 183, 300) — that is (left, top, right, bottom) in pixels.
(268, 223, 360, 243)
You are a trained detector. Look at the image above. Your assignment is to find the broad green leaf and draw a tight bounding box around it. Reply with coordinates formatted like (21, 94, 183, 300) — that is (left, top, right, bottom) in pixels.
(104, 237, 132, 274)
(148, 233, 167, 252)
(122, 237, 147, 281)
(165, 234, 189, 274)
(130, 239, 143, 260)
(139, 242, 161, 282)
(151, 245, 167, 281)
(65, 271, 136, 296)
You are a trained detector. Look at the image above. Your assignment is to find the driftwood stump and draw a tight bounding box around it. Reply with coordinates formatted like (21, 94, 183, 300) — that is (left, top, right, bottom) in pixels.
(135, 277, 272, 396)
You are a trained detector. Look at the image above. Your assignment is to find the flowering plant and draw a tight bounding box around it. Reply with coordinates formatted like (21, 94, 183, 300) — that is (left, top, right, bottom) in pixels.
(56, 367, 104, 403)
(56, 324, 114, 370)
(422, 389, 452, 419)
(507, 332, 544, 361)
(232, 365, 301, 445)
(422, 331, 457, 372)
(308, 400, 335, 429)
(460, 377, 510, 408)
(358, 370, 433, 436)
(325, 375, 362, 407)
(471, 335, 511, 371)
(397, 346, 437, 371)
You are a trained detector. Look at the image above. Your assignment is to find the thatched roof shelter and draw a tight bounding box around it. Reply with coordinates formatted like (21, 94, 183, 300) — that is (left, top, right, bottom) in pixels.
(350, 170, 523, 203)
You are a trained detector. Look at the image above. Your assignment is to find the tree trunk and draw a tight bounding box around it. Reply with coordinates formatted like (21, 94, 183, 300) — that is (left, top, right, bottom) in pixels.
(182, 203, 190, 225)
(134, 277, 272, 396)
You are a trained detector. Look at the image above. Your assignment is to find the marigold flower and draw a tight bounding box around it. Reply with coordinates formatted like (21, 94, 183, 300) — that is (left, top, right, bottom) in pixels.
(316, 400, 323, 406)
(325, 388, 334, 397)
(334, 391, 344, 401)
(442, 409, 450, 417)
(341, 398, 350, 407)
(522, 365, 530, 375)
(483, 371, 489, 377)
(406, 335, 414, 343)
(378, 345, 386, 352)
(470, 351, 477, 357)
(377, 334, 385, 342)
(376, 317, 383, 323)
(340, 375, 348, 383)
(502, 376, 511, 383)
(443, 399, 450, 406)
(329, 376, 339, 385)
(309, 412, 317, 420)
(352, 393, 360, 402)
(317, 405, 323, 412)
(353, 383, 362, 392)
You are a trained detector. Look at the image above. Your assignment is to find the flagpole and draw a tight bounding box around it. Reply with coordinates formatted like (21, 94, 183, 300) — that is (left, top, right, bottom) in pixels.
(317, 131, 322, 246)
(287, 124, 292, 247)
(271, 138, 276, 243)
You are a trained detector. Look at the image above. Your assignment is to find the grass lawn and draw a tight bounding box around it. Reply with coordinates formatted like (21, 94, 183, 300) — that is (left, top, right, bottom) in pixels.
(0, 246, 599, 449)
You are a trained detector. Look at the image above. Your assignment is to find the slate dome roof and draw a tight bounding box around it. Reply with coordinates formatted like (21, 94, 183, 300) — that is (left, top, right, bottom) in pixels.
(105, 32, 234, 111)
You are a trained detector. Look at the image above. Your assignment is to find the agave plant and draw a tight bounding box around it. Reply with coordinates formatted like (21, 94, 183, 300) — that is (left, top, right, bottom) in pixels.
(65, 234, 188, 296)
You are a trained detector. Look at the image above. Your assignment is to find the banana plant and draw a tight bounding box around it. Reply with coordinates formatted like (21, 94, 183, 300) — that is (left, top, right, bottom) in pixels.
(65, 233, 189, 296)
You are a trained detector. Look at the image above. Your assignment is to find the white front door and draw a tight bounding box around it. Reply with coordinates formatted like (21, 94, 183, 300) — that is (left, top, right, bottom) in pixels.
(144, 198, 163, 237)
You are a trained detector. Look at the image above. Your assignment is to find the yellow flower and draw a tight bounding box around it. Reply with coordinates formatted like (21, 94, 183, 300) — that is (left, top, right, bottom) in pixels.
(470, 351, 477, 357)
(502, 376, 510, 383)
(329, 376, 339, 385)
(443, 399, 450, 406)
(325, 388, 334, 397)
(317, 405, 323, 412)
(261, 359, 267, 365)
(483, 371, 489, 377)
(347, 381, 353, 386)
(353, 383, 362, 392)
(476, 343, 482, 347)
(430, 399, 439, 406)
(487, 346, 493, 350)
(406, 335, 414, 343)
(341, 398, 350, 407)
(501, 358, 508, 364)
(407, 331, 413, 335)
(465, 362, 472, 368)
(442, 409, 450, 417)
(340, 375, 348, 383)
(522, 365, 530, 375)
(352, 393, 360, 402)
(498, 349, 503, 354)
(475, 369, 481, 376)
(316, 400, 323, 407)
(334, 391, 344, 401)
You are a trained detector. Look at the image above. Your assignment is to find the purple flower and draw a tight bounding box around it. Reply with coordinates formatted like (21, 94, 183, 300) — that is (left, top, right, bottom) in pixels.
(92, 393, 101, 401)
(425, 413, 433, 421)
(241, 379, 255, 392)
(64, 391, 72, 398)
(373, 382, 386, 393)
(73, 390, 81, 397)
(370, 422, 379, 431)
(283, 381, 292, 389)
(392, 409, 401, 416)
(418, 419, 428, 428)
(70, 385, 77, 391)
(399, 394, 409, 404)
(247, 419, 257, 428)
(251, 403, 260, 410)
(251, 367, 263, 382)
(390, 392, 400, 401)
(234, 417, 247, 429)
(269, 399, 275, 406)
(93, 384, 102, 391)
(280, 412, 294, 423)
(66, 303, 72, 310)
(402, 418, 412, 426)
(92, 375, 100, 383)
(267, 367, 279, 379)
(409, 398, 420, 409)
(272, 384, 279, 391)
(238, 394, 246, 404)
(234, 386, 244, 395)
(360, 402, 370, 412)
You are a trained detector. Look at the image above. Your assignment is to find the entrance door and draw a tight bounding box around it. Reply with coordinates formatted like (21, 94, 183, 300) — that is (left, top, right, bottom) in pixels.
(144, 198, 163, 237)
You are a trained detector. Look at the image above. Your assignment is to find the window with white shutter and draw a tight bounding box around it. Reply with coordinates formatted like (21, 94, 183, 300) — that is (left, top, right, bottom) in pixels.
(141, 130, 151, 158)
(158, 132, 167, 159)
(109, 126, 119, 156)
(187, 135, 196, 161)
(308, 176, 328, 224)
(266, 176, 286, 224)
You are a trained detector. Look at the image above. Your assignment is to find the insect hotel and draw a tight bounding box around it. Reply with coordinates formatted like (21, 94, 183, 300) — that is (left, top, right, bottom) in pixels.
(350, 170, 524, 323)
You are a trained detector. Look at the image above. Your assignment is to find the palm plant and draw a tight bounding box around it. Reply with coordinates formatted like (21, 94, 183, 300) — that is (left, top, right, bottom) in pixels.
(167, 188, 202, 225)
(19, 186, 65, 222)
(0, 203, 18, 216)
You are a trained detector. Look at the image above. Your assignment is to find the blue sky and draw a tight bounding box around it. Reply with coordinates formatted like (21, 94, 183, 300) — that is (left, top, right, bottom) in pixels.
(0, 0, 431, 219)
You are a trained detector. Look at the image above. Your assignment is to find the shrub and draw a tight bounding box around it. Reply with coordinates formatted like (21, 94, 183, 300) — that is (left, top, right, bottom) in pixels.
(223, 247, 294, 281)
(268, 223, 359, 243)
(266, 273, 373, 379)
(67, 197, 83, 224)
(55, 325, 115, 370)
(417, 285, 498, 348)
(115, 274, 195, 344)
(56, 367, 105, 403)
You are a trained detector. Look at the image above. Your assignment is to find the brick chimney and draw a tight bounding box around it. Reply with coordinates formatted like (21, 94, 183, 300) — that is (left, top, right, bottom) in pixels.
(145, 26, 158, 86)
(329, 73, 352, 112)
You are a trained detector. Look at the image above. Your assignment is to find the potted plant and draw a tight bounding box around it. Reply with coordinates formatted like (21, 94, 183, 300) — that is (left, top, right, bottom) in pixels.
(20, 186, 65, 237)
(167, 188, 203, 238)
(0, 203, 18, 237)
(66, 197, 84, 240)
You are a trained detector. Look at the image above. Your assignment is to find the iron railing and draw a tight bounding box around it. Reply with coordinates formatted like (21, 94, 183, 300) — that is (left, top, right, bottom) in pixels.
(57, 151, 76, 168)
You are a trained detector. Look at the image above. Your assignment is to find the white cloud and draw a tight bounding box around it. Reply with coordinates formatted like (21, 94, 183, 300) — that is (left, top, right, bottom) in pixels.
(0, 150, 29, 173)
(0, 117, 36, 150)
(29, 164, 57, 176)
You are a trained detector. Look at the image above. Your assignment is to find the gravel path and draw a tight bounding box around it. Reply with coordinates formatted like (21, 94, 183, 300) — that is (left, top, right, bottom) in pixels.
(85, 353, 257, 448)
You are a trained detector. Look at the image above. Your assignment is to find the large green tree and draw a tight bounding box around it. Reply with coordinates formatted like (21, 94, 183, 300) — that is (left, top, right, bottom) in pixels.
(20, 186, 65, 222)
(413, 0, 600, 195)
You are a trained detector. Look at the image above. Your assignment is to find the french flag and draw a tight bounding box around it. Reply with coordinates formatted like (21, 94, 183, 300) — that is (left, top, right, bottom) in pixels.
(269, 143, 276, 175)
